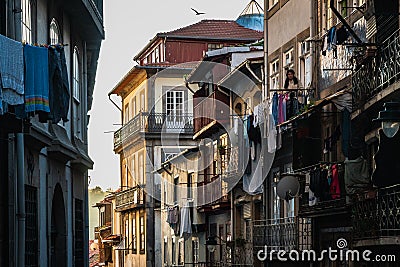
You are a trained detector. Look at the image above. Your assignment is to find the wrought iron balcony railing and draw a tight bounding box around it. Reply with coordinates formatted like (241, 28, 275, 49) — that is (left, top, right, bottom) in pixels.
(114, 112, 193, 150)
(352, 185, 400, 240)
(115, 186, 145, 211)
(252, 217, 312, 252)
(353, 29, 400, 109)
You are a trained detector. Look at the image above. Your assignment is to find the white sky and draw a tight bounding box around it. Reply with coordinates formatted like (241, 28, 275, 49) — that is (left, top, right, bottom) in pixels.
(87, 0, 263, 190)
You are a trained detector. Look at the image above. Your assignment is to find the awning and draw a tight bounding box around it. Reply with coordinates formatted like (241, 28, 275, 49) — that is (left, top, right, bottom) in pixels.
(277, 88, 352, 127)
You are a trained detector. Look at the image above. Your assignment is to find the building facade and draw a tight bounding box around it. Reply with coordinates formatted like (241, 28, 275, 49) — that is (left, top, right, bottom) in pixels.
(0, 0, 104, 266)
(109, 13, 263, 267)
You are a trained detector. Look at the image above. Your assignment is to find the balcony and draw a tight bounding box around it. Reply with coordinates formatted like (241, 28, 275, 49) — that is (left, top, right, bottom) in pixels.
(352, 29, 400, 110)
(65, 0, 104, 39)
(252, 217, 312, 252)
(197, 175, 229, 212)
(113, 112, 193, 151)
(352, 185, 400, 246)
(193, 91, 230, 139)
(115, 187, 145, 212)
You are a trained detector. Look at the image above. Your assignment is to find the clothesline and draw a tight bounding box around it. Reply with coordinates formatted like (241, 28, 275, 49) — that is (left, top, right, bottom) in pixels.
(282, 161, 344, 176)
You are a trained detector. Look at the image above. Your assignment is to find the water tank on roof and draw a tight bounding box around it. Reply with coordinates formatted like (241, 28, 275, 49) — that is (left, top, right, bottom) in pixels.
(236, 0, 264, 31)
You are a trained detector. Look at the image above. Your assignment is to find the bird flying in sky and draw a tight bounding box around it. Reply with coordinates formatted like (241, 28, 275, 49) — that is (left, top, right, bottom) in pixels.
(191, 8, 206, 15)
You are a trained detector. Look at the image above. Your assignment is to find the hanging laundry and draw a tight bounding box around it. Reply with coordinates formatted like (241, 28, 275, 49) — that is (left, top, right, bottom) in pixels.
(286, 92, 299, 119)
(344, 157, 369, 195)
(336, 26, 350, 45)
(321, 35, 328, 56)
(253, 105, 259, 127)
(323, 126, 341, 153)
(0, 34, 24, 106)
(308, 189, 317, 206)
(0, 72, 3, 115)
(180, 204, 192, 237)
(234, 116, 239, 135)
(272, 92, 279, 125)
(24, 44, 50, 114)
(327, 26, 337, 51)
(48, 45, 70, 123)
(243, 164, 263, 195)
(330, 164, 341, 199)
(267, 111, 277, 153)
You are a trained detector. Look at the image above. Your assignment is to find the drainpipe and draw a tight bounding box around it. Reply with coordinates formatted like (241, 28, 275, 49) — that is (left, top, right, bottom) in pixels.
(16, 133, 25, 267)
(263, 1, 270, 259)
(13, 0, 25, 265)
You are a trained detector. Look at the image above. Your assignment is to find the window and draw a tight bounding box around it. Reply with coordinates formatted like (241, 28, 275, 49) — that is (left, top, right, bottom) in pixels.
(271, 170, 281, 223)
(174, 176, 179, 204)
(172, 237, 176, 264)
(207, 43, 223, 51)
(155, 46, 160, 63)
(25, 185, 38, 267)
(323, 0, 334, 31)
(100, 206, 105, 226)
(131, 96, 136, 117)
(73, 47, 82, 139)
(178, 239, 184, 265)
(139, 152, 144, 185)
(270, 59, 280, 90)
(269, 0, 278, 9)
(299, 41, 312, 88)
(132, 213, 137, 253)
(21, 0, 32, 43)
(283, 48, 294, 71)
(124, 104, 130, 124)
(192, 238, 199, 263)
(164, 238, 168, 264)
(160, 43, 165, 62)
(49, 18, 60, 45)
(338, 0, 347, 17)
(212, 140, 218, 176)
(74, 199, 84, 266)
(73, 47, 80, 101)
(140, 91, 145, 111)
(139, 216, 145, 253)
(166, 91, 184, 117)
(125, 218, 129, 255)
(131, 155, 136, 186)
(187, 173, 193, 199)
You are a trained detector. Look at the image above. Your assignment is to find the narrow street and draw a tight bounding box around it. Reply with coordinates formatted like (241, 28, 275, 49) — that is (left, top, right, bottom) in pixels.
(1, 0, 400, 267)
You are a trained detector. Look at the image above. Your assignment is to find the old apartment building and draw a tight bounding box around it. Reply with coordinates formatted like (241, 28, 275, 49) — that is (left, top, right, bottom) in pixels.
(0, 0, 104, 266)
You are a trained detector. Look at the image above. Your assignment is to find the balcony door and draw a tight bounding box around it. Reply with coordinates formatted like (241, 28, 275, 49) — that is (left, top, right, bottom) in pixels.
(166, 91, 184, 131)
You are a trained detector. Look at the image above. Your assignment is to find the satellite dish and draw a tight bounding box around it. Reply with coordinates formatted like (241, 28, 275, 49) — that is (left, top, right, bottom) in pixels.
(277, 175, 300, 201)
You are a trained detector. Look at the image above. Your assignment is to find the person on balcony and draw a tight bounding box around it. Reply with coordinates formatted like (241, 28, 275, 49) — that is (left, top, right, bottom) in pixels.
(284, 69, 302, 90)
(284, 69, 302, 119)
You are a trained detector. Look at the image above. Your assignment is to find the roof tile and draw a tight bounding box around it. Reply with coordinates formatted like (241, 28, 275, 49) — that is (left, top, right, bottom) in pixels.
(160, 19, 263, 40)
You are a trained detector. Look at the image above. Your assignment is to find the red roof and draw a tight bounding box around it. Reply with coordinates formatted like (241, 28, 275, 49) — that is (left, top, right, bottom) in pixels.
(159, 20, 263, 40)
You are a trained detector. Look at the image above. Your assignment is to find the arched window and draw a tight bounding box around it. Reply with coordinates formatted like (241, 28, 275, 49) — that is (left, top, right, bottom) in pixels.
(49, 18, 61, 45)
(73, 46, 82, 138)
(73, 47, 80, 101)
(21, 0, 32, 43)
